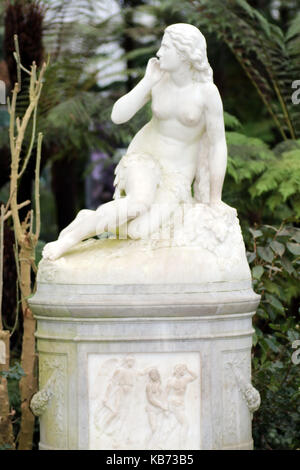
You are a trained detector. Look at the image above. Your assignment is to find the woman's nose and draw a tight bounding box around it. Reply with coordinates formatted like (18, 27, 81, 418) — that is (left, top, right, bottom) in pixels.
(156, 48, 162, 58)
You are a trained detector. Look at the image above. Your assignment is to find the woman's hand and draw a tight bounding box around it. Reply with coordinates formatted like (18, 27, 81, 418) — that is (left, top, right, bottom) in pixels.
(144, 57, 164, 86)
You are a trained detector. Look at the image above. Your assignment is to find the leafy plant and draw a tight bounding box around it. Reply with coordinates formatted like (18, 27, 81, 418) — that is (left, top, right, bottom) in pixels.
(174, 0, 300, 140)
(0, 362, 25, 381)
(222, 110, 300, 226)
(250, 141, 300, 219)
(246, 222, 300, 449)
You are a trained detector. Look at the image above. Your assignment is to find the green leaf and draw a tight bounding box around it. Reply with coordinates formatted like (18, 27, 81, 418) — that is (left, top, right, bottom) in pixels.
(252, 265, 264, 279)
(271, 361, 284, 369)
(262, 279, 282, 297)
(277, 228, 293, 237)
(270, 240, 285, 257)
(257, 246, 274, 263)
(247, 251, 256, 263)
(287, 330, 300, 342)
(0, 362, 26, 380)
(265, 293, 285, 315)
(224, 111, 242, 130)
(269, 323, 281, 331)
(249, 228, 263, 238)
(257, 307, 269, 320)
(254, 326, 264, 338)
(291, 229, 300, 243)
(287, 242, 300, 256)
(281, 257, 296, 275)
(265, 337, 280, 353)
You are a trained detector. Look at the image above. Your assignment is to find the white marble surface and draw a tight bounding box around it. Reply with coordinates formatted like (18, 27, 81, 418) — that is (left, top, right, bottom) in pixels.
(30, 23, 261, 450)
(31, 298, 260, 450)
(89, 353, 201, 450)
(29, 273, 261, 451)
(37, 202, 251, 286)
(42, 23, 229, 262)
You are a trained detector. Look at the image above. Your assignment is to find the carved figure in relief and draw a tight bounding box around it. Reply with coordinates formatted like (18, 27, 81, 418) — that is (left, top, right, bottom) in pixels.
(94, 356, 136, 442)
(43, 23, 230, 261)
(145, 368, 168, 448)
(166, 363, 197, 446)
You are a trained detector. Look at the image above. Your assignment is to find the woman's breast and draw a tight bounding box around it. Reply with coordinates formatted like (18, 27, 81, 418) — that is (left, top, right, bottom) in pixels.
(151, 92, 203, 128)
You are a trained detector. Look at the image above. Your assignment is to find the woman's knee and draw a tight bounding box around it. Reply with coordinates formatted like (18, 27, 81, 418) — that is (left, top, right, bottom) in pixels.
(76, 209, 94, 219)
(125, 198, 151, 220)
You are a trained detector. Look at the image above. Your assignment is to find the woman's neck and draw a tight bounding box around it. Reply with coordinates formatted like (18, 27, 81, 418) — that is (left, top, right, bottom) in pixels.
(169, 63, 193, 88)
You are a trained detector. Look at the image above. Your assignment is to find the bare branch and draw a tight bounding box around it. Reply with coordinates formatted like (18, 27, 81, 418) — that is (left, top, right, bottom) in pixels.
(34, 133, 43, 240)
(13, 34, 22, 92)
(18, 106, 37, 179)
(3, 201, 31, 222)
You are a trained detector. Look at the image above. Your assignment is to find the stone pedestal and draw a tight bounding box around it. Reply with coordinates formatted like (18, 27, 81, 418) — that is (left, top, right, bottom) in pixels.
(29, 276, 260, 450)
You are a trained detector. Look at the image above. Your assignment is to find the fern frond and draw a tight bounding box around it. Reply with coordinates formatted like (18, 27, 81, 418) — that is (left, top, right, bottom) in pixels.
(176, 0, 300, 139)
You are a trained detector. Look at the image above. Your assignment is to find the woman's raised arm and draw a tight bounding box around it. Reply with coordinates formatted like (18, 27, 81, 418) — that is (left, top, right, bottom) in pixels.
(111, 58, 164, 125)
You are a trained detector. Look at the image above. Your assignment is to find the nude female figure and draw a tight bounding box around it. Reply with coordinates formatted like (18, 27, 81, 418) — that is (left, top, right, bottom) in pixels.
(166, 363, 197, 447)
(95, 356, 136, 439)
(145, 368, 168, 447)
(43, 23, 227, 261)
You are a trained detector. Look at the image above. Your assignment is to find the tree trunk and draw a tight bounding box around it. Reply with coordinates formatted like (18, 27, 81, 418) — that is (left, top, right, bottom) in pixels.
(17, 243, 37, 450)
(0, 330, 15, 449)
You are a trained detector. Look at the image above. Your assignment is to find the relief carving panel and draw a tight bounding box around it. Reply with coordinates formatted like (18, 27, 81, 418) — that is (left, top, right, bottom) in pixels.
(88, 352, 201, 450)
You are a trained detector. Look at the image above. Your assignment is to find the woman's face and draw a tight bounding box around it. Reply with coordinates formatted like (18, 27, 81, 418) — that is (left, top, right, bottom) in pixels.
(149, 369, 160, 381)
(156, 34, 182, 72)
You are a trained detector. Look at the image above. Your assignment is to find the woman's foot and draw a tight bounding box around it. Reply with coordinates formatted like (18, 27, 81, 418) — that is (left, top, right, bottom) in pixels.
(42, 235, 76, 261)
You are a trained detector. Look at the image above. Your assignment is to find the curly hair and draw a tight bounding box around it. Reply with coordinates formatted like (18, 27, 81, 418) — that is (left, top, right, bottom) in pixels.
(164, 23, 213, 83)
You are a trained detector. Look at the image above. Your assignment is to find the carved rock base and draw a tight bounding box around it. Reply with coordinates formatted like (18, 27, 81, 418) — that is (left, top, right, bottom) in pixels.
(30, 279, 260, 450)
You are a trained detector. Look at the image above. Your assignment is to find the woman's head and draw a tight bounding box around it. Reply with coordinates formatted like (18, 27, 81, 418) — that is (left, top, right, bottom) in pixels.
(149, 368, 161, 382)
(173, 363, 187, 377)
(163, 23, 213, 83)
(122, 355, 135, 368)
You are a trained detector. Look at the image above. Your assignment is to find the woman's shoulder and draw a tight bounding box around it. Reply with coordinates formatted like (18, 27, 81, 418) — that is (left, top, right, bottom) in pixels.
(199, 82, 223, 111)
(191, 81, 219, 105)
(199, 81, 220, 97)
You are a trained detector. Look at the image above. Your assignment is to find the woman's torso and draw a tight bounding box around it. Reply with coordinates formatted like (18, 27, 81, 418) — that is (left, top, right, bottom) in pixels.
(127, 75, 207, 180)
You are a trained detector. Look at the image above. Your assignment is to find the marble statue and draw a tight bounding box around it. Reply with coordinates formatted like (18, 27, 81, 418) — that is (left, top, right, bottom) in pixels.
(42, 23, 231, 262)
(31, 23, 261, 452)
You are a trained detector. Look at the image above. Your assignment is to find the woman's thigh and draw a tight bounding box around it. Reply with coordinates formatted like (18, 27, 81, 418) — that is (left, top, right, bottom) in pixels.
(124, 163, 159, 206)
